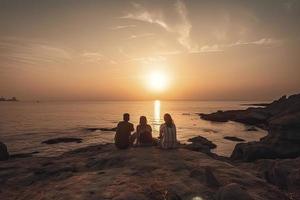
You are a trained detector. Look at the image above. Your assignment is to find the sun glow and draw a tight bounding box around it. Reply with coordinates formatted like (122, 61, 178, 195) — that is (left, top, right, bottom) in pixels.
(147, 71, 168, 91)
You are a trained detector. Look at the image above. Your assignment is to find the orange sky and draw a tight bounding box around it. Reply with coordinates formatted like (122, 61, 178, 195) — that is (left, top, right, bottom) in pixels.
(0, 0, 299, 101)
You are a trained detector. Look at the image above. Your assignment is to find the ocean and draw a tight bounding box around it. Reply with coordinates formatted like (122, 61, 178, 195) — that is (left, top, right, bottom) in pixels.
(0, 100, 267, 157)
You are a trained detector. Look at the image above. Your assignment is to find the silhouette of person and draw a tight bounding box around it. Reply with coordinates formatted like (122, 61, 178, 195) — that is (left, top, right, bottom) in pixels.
(136, 116, 153, 146)
(115, 113, 134, 149)
(159, 113, 177, 149)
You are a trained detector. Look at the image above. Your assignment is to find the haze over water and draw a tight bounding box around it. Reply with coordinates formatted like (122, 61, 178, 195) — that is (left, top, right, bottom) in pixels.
(0, 100, 267, 157)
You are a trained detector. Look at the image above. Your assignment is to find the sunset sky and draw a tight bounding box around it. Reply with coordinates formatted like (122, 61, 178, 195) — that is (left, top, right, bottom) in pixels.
(0, 0, 299, 101)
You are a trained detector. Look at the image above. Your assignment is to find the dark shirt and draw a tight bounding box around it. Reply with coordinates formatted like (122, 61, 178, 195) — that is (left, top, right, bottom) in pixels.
(115, 121, 134, 149)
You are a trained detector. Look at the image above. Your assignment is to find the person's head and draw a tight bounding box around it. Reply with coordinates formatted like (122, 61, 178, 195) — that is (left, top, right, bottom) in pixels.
(123, 113, 130, 122)
(139, 116, 147, 126)
(164, 113, 174, 127)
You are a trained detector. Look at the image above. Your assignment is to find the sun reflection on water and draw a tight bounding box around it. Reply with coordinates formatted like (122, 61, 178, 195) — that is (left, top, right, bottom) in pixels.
(153, 100, 161, 133)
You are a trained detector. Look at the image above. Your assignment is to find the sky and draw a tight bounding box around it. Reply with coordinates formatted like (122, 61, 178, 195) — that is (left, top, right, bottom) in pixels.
(0, 0, 299, 101)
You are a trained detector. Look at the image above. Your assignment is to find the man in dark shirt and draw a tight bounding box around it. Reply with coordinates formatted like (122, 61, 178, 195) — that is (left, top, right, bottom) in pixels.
(115, 113, 134, 149)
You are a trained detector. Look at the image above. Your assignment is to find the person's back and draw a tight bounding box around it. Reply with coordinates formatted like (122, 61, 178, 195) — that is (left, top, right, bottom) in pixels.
(115, 113, 134, 149)
(159, 113, 177, 149)
(137, 124, 152, 145)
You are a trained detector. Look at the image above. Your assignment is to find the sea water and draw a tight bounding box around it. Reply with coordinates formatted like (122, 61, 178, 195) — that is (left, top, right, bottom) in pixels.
(0, 101, 267, 157)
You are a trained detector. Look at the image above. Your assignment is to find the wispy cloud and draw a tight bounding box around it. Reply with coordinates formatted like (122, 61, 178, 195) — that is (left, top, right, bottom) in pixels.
(81, 51, 117, 65)
(229, 38, 282, 47)
(121, 2, 170, 31)
(109, 24, 137, 30)
(126, 55, 166, 65)
(188, 38, 282, 53)
(121, 0, 197, 52)
(127, 33, 154, 40)
(0, 37, 71, 66)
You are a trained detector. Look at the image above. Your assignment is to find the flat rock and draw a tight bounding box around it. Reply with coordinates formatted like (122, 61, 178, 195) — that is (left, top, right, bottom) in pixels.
(42, 137, 82, 144)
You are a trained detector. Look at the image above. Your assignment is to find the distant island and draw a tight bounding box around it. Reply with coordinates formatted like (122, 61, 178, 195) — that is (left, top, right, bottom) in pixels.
(0, 97, 18, 102)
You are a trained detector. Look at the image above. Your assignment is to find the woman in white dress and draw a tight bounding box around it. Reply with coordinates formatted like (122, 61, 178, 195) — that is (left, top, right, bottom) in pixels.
(159, 113, 177, 149)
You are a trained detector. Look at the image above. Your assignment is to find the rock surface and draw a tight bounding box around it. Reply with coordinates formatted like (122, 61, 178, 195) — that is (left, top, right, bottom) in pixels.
(42, 137, 83, 144)
(237, 157, 300, 200)
(0, 141, 9, 161)
(0, 144, 289, 200)
(216, 183, 253, 200)
(200, 94, 300, 160)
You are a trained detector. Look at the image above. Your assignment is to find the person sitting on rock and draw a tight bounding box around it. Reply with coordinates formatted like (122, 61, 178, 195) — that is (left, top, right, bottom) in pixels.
(136, 116, 153, 146)
(115, 113, 134, 149)
(159, 113, 177, 149)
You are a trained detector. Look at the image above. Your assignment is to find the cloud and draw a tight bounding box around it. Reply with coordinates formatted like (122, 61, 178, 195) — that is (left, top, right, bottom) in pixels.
(174, 0, 194, 51)
(229, 38, 282, 47)
(188, 38, 282, 53)
(0, 37, 71, 67)
(109, 24, 137, 30)
(126, 55, 166, 64)
(81, 51, 117, 65)
(127, 33, 154, 40)
(121, 0, 197, 52)
(121, 2, 170, 31)
(81, 52, 104, 62)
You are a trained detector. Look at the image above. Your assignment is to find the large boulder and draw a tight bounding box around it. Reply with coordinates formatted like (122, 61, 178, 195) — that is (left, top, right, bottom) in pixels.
(188, 136, 217, 149)
(216, 183, 253, 200)
(0, 142, 9, 161)
(230, 142, 278, 162)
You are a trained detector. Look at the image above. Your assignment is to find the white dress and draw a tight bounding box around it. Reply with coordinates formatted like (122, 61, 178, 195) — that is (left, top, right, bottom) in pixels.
(159, 123, 177, 149)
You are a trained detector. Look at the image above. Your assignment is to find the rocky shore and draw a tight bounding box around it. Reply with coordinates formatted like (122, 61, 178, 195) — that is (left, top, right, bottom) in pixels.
(200, 94, 300, 161)
(1, 94, 299, 199)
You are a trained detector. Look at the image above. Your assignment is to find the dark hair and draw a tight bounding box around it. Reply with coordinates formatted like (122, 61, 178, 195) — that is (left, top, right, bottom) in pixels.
(139, 116, 147, 126)
(123, 113, 130, 121)
(164, 113, 174, 127)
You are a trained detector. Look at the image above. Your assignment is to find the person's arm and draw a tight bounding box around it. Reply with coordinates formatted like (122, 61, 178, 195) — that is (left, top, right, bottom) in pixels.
(159, 125, 163, 138)
(136, 126, 140, 145)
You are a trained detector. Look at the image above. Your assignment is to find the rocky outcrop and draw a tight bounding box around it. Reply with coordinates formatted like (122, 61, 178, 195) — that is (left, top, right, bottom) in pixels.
(42, 137, 82, 144)
(200, 94, 300, 161)
(0, 144, 290, 200)
(0, 142, 9, 161)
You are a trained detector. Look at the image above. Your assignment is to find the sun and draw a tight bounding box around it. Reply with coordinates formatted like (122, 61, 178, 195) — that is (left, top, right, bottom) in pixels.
(147, 71, 168, 91)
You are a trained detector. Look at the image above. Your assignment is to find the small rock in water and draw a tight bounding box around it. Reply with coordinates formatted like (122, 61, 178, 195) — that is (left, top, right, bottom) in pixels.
(0, 141, 9, 161)
(223, 136, 245, 142)
(85, 127, 117, 132)
(188, 136, 217, 149)
(42, 137, 82, 144)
